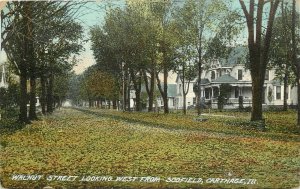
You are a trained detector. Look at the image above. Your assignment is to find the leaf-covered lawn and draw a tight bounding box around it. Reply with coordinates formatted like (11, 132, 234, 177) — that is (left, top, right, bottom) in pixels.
(0, 108, 299, 189)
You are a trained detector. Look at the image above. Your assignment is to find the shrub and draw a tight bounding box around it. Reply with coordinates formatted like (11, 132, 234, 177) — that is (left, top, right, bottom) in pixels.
(0, 118, 25, 134)
(225, 119, 267, 131)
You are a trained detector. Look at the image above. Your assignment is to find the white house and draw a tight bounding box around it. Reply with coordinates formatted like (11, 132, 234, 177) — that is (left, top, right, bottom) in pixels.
(175, 47, 298, 109)
(130, 84, 177, 110)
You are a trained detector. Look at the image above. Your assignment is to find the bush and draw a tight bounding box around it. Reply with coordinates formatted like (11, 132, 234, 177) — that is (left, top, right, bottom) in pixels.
(241, 106, 252, 112)
(267, 105, 285, 112)
(0, 118, 25, 134)
(1, 107, 19, 118)
(225, 119, 267, 131)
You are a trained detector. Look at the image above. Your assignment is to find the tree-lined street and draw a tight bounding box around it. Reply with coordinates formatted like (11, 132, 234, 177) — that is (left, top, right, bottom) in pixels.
(0, 0, 299, 188)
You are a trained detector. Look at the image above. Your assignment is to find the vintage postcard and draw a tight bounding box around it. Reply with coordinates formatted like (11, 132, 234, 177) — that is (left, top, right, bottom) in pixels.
(0, 0, 299, 188)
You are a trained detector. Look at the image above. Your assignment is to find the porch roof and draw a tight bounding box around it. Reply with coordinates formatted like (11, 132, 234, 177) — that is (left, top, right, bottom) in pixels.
(212, 74, 238, 83)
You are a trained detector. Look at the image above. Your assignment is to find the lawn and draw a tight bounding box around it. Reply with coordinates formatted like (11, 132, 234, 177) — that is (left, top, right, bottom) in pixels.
(0, 108, 299, 189)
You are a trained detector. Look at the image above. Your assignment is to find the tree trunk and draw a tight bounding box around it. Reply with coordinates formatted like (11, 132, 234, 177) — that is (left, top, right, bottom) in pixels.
(196, 25, 204, 116)
(29, 59, 37, 119)
(197, 51, 202, 116)
(297, 73, 300, 126)
(182, 65, 186, 115)
(251, 76, 263, 121)
(282, 2, 288, 112)
(148, 70, 155, 112)
(239, 0, 280, 122)
(27, 3, 37, 120)
(143, 69, 154, 112)
(89, 99, 92, 108)
(127, 70, 131, 111)
(283, 71, 288, 111)
(29, 75, 37, 120)
(291, 0, 300, 127)
(18, 2, 31, 123)
(113, 99, 117, 109)
(19, 71, 28, 123)
(136, 73, 142, 111)
(131, 70, 142, 112)
(40, 75, 46, 115)
(163, 66, 169, 114)
(47, 73, 54, 113)
(123, 70, 128, 111)
(156, 71, 164, 112)
(183, 92, 186, 115)
(135, 88, 141, 111)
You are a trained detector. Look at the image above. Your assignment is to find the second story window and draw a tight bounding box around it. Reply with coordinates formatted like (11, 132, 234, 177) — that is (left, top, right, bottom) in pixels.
(276, 86, 281, 100)
(265, 70, 269, 80)
(211, 71, 215, 80)
(238, 69, 243, 80)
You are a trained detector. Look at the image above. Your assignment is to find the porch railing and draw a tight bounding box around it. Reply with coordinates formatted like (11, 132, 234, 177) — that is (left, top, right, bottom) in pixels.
(207, 98, 252, 105)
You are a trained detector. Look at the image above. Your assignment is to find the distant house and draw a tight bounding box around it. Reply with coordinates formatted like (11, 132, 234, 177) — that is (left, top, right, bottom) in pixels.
(130, 83, 177, 110)
(156, 84, 177, 109)
(175, 46, 298, 109)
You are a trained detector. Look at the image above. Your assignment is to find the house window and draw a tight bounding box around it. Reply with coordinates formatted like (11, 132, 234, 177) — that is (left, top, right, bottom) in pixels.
(238, 70, 243, 80)
(169, 98, 174, 106)
(205, 89, 210, 99)
(276, 86, 281, 100)
(211, 71, 215, 80)
(193, 97, 196, 105)
(265, 70, 269, 80)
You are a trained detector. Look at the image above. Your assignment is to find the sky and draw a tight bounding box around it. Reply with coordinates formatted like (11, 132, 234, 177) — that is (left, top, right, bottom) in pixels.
(0, 0, 300, 77)
(71, 0, 126, 74)
(72, 0, 300, 75)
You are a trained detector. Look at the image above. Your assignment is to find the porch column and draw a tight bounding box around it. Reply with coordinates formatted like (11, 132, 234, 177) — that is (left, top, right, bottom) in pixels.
(288, 85, 291, 101)
(211, 87, 214, 99)
(240, 86, 242, 96)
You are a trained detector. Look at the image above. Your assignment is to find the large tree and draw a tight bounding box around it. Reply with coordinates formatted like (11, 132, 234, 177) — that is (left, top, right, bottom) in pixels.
(175, 0, 233, 116)
(2, 2, 34, 123)
(239, 0, 280, 122)
(269, 2, 299, 111)
(291, 0, 300, 126)
(1, 1, 84, 122)
(91, 1, 177, 113)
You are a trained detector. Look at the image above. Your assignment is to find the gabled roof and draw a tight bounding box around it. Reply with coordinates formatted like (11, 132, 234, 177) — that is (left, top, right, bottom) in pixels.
(213, 74, 238, 83)
(193, 78, 210, 85)
(220, 46, 248, 67)
(141, 83, 177, 98)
